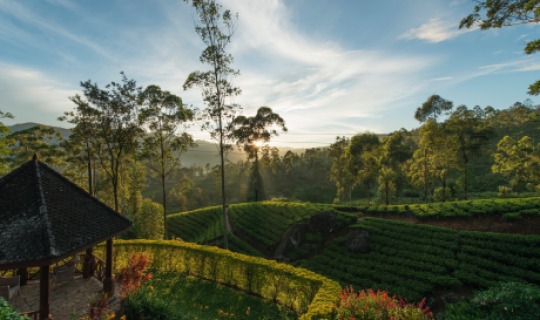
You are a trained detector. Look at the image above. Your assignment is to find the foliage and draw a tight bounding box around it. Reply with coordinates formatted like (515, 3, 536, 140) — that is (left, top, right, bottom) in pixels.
(460, 0, 540, 95)
(0, 109, 13, 175)
(334, 286, 433, 320)
(97, 239, 341, 319)
(0, 297, 30, 320)
(7, 124, 65, 169)
(82, 293, 115, 320)
(123, 273, 297, 320)
(444, 282, 540, 320)
(118, 252, 153, 299)
(133, 199, 165, 240)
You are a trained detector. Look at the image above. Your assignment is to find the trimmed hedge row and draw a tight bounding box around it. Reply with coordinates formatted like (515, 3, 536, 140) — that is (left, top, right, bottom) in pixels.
(99, 240, 341, 320)
(297, 217, 540, 301)
(356, 197, 540, 219)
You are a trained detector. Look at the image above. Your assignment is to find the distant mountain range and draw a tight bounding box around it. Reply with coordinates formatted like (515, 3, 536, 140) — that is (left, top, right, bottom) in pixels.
(8, 122, 303, 167)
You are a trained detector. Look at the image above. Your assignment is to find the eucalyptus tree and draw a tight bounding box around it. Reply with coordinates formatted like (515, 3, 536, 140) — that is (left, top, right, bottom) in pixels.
(229, 106, 287, 202)
(346, 132, 380, 199)
(138, 84, 194, 236)
(492, 135, 540, 194)
(377, 129, 412, 205)
(460, 0, 540, 94)
(68, 72, 142, 212)
(412, 95, 454, 202)
(446, 105, 492, 199)
(183, 0, 241, 248)
(329, 136, 354, 202)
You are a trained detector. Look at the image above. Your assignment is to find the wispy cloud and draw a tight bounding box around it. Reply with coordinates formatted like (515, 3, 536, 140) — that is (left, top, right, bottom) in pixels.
(217, 0, 435, 140)
(0, 0, 112, 59)
(0, 63, 76, 116)
(400, 18, 469, 43)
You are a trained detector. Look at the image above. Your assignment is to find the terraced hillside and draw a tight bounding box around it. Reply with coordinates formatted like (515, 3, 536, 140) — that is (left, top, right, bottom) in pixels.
(295, 217, 540, 301)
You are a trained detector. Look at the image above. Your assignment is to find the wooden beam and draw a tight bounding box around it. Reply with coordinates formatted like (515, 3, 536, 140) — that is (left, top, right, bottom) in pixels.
(17, 268, 28, 286)
(103, 239, 114, 294)
(83, 247, 96, 279)
(39, 265, 50, 320)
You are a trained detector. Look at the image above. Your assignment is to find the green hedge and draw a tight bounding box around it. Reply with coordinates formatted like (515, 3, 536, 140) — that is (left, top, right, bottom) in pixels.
(98, 240, 340, 319)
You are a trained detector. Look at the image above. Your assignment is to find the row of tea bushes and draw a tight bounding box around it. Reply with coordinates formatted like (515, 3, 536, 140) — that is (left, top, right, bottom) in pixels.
(229, 202, 337, 248)
(295, 218, 461, 301)
(296, 217, 540, 301)
(455, 230, 540, 287)
(101, 239, 341, 319)
(167, 206, 223, 243)
(357, 197, 540, 219)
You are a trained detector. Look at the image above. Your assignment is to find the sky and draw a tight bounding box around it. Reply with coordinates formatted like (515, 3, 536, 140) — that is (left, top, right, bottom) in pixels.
(0, 0, 538, 148)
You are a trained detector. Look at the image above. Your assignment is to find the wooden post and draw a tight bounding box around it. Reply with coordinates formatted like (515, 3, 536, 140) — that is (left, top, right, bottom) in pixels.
(83, 247, 96, 279)
(17, 268, 28, 286)
(103, 239, 114, 294)
(39, 265, 50, 320)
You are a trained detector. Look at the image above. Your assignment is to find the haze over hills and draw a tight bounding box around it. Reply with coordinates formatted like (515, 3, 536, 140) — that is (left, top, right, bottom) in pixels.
(7, 123, 304, 167)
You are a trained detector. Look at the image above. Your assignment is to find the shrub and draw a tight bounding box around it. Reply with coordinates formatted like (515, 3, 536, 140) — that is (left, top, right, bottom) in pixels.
(0, 297, 30, 320)
(134, 199, 165, 240)
(119, 252, 153, 299)
(334, 286, 433, 320)
(444, 282, 540, 320)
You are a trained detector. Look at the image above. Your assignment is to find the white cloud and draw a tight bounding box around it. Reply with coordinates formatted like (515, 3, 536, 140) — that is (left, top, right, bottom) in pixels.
(0, 64, 76, 118)
(400, 18, 468, 43)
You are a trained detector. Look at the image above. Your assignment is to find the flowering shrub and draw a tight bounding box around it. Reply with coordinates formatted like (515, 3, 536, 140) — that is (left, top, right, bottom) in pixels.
(118, 252, 153, 299)
(334, 286, 433, 320)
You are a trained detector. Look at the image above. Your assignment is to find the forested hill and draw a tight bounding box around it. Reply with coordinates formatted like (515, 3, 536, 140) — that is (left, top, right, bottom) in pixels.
(7, 123, 302, 167)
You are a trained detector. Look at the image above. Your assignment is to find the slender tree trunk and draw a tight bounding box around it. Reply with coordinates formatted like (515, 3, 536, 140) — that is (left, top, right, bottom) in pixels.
(218, 111, 228, 249)
(254, 150, 259, 202)
(160, 135, 168, 239)
(423, 147, 428, 203)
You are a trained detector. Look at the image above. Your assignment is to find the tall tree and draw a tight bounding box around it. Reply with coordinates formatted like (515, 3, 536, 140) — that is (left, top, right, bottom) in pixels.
(329, 136, 354, 202)
(347, 133, 381, 200)
(377, 129, 412, 204)
(446, 105, 491, 199)
(138, 84, 194, 237)
(69, 72, 142, 212)
(183, 0, 241, 249)
(492, 135, 540, 193)
(460, 0, 540, 94)
(229, 106, 287, 202)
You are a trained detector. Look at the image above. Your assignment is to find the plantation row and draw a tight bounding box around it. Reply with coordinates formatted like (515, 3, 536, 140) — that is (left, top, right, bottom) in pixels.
(296, 217, 540, 301)
(357, 196, 540, 219)
(229, 202, 336, 248)
(167, 206, 223, 243)
(98, 240, 341, 319)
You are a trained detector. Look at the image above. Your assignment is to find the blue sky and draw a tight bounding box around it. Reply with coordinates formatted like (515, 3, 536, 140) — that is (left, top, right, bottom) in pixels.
(0, 0, 538, 147)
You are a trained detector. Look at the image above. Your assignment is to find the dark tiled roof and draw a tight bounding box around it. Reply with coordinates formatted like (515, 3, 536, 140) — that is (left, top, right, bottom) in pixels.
(0, 157, 131, 269)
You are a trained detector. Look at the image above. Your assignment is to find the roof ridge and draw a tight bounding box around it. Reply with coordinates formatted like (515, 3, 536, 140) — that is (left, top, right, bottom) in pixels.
(34, 159, 60, 257)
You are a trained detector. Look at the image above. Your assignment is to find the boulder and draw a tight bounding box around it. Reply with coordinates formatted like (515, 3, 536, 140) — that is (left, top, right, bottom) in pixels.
(309, 212, 336, 233)
(346, 229, 370, 253)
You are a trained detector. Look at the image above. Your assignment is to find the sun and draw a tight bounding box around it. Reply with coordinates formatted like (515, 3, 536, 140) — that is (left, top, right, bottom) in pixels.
(254, 140, 265, 147)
